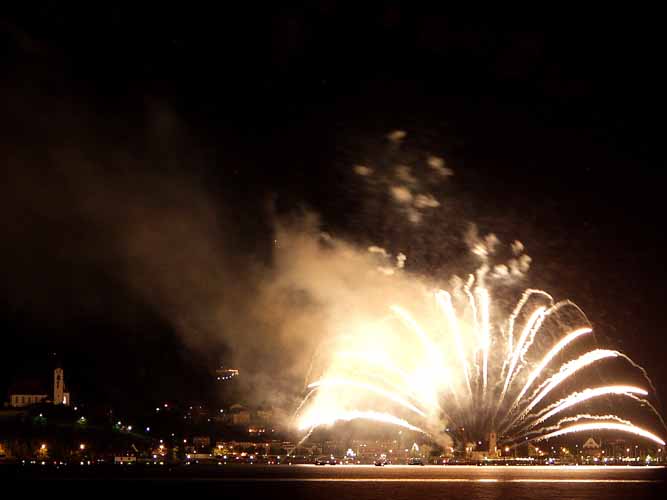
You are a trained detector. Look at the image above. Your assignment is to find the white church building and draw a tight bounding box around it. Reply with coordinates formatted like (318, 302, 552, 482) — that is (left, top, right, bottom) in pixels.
(8, 367, 71, 408)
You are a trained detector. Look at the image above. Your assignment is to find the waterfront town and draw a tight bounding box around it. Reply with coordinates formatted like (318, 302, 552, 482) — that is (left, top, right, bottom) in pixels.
(1, 363, 664, 467)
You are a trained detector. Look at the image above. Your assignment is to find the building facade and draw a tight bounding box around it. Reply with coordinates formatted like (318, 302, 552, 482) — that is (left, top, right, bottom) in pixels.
(8, 367, 71, 408)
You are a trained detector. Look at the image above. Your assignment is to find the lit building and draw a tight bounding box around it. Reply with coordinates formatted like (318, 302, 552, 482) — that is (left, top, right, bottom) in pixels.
(351, 438, 409, 463)
(192, 436, 211, 451)
(527, 443, 543, 457)
(255, 407, 273, 424)
(214, 440, 271, 457)
(215, 367, 239, 382)
(488, 431, 500, 457)
(462, 433, 501, 460)
(582, 437, 602, 458)
(215, 366, 241, 407)
(8, 367, 71, 408)
(606, 438, 627, 458)
(228, 403, 251, 425)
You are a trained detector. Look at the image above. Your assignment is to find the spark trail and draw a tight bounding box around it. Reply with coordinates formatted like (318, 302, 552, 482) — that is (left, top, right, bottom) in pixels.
(520, 385, 648, 431)
(296, 275, 664, 450)
(532, 422, 666, 446)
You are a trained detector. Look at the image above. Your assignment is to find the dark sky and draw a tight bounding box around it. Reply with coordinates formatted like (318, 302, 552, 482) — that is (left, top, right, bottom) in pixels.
(1, 5, 665, 415)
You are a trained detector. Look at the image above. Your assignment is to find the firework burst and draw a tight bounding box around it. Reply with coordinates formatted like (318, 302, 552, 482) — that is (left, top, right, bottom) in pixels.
(295, 271, 665, 449)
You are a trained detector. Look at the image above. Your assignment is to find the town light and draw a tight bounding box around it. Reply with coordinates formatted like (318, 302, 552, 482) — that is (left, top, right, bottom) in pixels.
(79, 444, 85, 451)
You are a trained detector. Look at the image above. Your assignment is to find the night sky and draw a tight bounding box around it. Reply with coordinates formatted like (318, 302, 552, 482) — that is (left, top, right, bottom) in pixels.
(1, 5, 665, 417)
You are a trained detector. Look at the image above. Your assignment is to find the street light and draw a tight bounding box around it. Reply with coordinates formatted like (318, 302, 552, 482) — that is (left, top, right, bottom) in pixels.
(79, 444, 85, 451)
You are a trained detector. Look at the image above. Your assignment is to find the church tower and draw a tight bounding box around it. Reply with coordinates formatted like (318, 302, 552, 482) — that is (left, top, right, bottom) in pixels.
(488, 431, 498, 456)
(54, 367, 64, 405)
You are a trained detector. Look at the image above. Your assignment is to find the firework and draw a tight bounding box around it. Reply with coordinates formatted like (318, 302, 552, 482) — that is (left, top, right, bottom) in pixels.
(307, 378, 427, 417)
(533, 422, 665, 446)
(298, 409, 426, 434)
(516, 385, 648, 434)
(295, 273, 664, 450)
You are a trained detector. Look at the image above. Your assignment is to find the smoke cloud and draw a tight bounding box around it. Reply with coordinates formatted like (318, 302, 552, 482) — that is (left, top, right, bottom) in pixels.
(0, 80, 529, 443)
(352, 131, 451, 226)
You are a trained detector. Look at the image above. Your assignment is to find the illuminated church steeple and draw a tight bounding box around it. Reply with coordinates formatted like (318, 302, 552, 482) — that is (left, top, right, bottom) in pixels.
(54, 367, 64, 405)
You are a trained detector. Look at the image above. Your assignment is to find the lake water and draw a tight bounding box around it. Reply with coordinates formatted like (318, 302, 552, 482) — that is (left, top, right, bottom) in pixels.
(6, 464, 666, 499)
